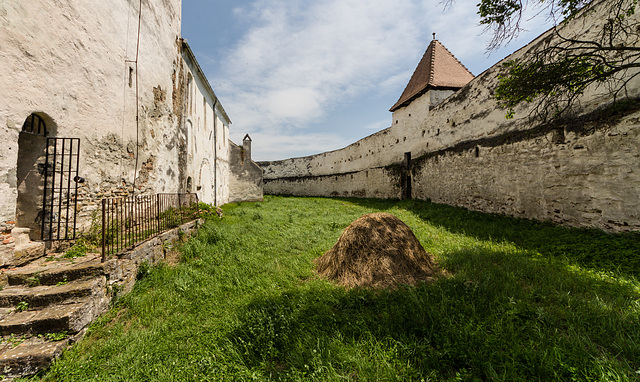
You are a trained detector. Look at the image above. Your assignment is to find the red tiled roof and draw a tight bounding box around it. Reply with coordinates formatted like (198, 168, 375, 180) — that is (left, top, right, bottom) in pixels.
(390, 39, 474, 111)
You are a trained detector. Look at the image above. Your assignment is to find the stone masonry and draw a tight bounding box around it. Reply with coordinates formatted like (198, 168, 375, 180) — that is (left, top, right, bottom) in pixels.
(260, 0, 640, 233)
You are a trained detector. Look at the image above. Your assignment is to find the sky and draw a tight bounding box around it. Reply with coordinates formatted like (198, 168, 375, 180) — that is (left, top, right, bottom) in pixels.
(181, 0, 552, 162)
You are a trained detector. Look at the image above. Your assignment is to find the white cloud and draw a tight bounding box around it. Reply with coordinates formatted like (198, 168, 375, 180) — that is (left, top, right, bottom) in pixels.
(267, 87, 322, 121)
(379, 70, 414, 95)
(216, 0, 426, 131)
(214, 0, 553, 160)
(362, 119, 390, 131)
(242, 130, 350, 161)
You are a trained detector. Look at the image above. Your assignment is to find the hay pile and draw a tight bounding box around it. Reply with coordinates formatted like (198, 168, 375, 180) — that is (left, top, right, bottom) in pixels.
(315, 212, 441, 289)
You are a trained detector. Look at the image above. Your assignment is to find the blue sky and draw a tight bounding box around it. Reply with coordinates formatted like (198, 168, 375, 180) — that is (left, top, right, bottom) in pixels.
(181, 0, 551, 161)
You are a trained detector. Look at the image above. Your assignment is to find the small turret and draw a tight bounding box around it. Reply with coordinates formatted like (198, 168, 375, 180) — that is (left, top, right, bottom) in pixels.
(242, 134, 252, 162)
(389, 35, 474, 112)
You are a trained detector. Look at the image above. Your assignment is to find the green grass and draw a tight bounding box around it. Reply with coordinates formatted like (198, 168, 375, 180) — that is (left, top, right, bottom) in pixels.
(28, 196, 640, 381)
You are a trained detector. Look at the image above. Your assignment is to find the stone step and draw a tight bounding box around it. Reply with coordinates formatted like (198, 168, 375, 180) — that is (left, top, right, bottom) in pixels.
(0, 277, 105, 309)
(4, 252, 105, 286)
(0, 337, 70, 379)
(4, 241, 46, 268)
(0, 301, 98, 337)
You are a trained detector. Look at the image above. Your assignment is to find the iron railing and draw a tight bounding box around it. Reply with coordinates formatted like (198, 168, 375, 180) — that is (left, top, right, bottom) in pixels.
(101, 193, 199, 261)
(42, 137, 81, 241)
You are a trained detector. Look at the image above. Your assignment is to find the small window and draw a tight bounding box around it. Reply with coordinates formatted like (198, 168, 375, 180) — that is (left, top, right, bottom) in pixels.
(22, 114, 47, 136)
(187, 74, 193, 114)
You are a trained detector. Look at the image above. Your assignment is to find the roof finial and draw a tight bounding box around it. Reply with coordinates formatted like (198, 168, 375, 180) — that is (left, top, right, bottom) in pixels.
(432, 32, 436, 40)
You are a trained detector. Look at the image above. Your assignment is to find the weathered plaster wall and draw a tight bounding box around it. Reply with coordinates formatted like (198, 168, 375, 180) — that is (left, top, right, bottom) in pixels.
(262, 166, 401, 199)
(228, 138, 264, 203)
(215, 113, 231, 205)
(180, 45, 233, 207)
(179, 51, 233, 206)
(411, 107, 640, 230)
(260, 0, 640, 232)
(1, 0, 182, 257)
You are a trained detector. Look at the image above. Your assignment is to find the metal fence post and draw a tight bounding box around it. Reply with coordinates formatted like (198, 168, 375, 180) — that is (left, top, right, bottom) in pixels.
(157, 193, 161, 235)
(101, 198, 106, 263)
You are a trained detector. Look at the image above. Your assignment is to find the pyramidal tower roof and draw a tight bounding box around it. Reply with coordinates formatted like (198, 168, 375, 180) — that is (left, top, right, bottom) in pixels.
(390, 38, 474, 112)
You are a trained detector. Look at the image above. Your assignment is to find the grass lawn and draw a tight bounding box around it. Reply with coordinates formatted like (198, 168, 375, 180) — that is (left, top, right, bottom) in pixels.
(29, 196, 640, 381)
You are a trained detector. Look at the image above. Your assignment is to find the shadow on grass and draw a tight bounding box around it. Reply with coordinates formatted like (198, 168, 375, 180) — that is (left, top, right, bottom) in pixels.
(226, 247, 640, 381)
(338, 197, 640, 279)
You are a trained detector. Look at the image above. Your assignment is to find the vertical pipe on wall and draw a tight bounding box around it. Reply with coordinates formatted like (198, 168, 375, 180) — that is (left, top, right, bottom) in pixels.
(213, 100, 218, 207)
(132, 0, 142, 189)
(101, 199, 106, 262)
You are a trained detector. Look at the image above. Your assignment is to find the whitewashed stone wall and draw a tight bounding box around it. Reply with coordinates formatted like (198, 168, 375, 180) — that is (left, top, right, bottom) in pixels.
(181, 44, 232, 206)
(262, 166, 400, 199)
(1, 0, 182, 237)
(260, 0, 640, 232)
(411, 110, 640, 230)
(1, 0, 263, 265)
(228, 138, 264, 203)
(216, 115, 231, 205)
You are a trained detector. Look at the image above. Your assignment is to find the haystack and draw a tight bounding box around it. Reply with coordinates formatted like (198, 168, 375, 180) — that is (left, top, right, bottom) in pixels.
(315, 212, 440, 289)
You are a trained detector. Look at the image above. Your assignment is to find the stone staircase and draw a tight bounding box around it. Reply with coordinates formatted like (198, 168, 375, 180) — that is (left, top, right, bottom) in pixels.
(0, 251, 113, 378)
(0, 219, 200, 379)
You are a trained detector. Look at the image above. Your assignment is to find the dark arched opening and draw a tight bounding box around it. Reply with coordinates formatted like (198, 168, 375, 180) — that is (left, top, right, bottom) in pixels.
(16, 113, 55, 240)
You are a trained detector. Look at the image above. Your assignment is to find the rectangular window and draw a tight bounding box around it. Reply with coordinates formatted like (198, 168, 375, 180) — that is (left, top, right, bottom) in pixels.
(203, 99, 207, 131)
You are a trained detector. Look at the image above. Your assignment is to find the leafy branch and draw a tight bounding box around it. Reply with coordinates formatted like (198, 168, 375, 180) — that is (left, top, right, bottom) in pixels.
(491, 0, 640, 120)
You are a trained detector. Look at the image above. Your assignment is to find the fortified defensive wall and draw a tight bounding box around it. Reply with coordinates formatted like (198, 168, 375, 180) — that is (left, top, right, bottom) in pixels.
(259, 0, 640, 232)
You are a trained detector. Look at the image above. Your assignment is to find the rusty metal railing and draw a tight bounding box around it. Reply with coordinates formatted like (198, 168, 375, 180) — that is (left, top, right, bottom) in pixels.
(101, 193, 199, 261)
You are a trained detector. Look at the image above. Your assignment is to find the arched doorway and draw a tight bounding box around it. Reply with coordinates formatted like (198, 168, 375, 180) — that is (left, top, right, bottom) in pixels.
(16, 113, 81, 242)
(16, 113, 52, 240)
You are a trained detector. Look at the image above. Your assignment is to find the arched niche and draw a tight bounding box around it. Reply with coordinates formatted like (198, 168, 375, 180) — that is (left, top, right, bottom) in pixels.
(198, 159, 213, 205)
(16, 112, 57, 240)
(185, 119, 193, 160)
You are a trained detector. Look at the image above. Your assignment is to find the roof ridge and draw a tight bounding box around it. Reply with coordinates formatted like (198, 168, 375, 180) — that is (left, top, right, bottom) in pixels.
(429, 40, 436, 85)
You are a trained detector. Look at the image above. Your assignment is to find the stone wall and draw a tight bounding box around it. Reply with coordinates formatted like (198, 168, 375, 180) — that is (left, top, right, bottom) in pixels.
(180, 42, 232, 206)
(229, 137, 264, 203)
(410, 106, 640, 231)
(0, 0, 182, 260)
(260, 0, 640, 232)
(262, 166, 400, 199)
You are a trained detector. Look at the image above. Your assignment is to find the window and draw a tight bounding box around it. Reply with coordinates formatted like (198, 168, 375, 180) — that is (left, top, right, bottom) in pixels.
(22, 114, 47, 136)
(187, 73, 193, 114)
